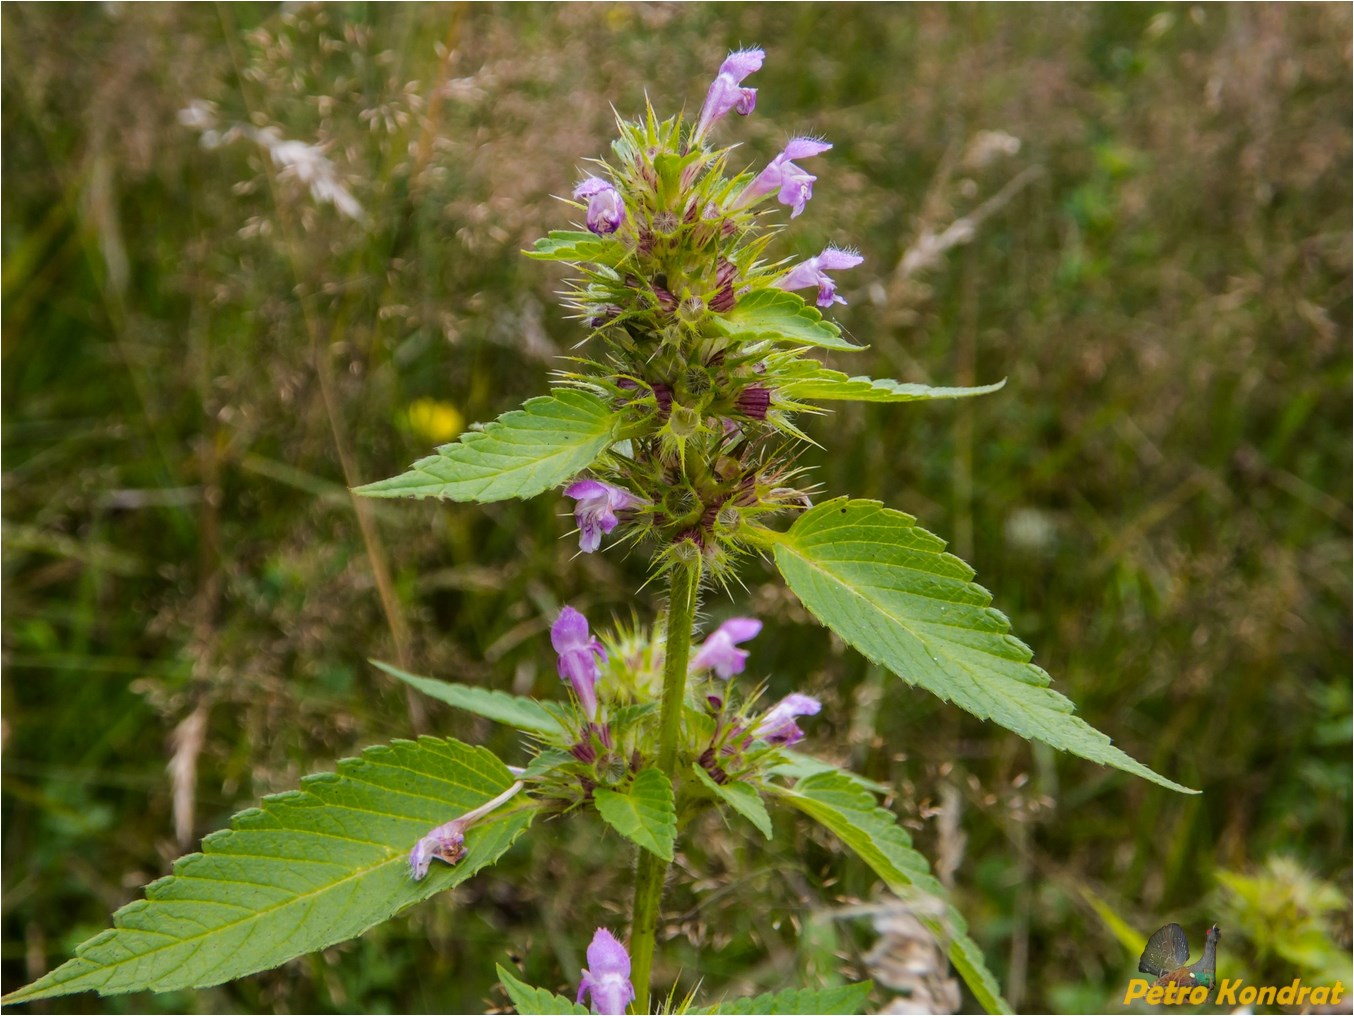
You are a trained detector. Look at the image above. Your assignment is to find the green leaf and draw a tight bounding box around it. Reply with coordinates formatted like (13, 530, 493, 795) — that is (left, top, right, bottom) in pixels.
(354, 391, 619, 503)
(713, 290, 862, 351)
(592, 767, 675, 861)
(373, 660, 566, 737)
(778, 367, 1007, 403)
(519, 748, 573, 781)
(773, 499, 1195, 794)
(4, 738, 532, 1003)
(775, 772, 1010, 1015)
(496, 965, 590, 1015)
(701, 981, 874, 1015)
(527, 230, 614, 264)
(767, 752, 891, 795)
(690, 764, 773, 840)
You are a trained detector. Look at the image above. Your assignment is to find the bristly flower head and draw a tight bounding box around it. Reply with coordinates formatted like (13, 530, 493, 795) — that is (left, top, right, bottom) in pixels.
(752, 692, 822, 745)
(693, 48, 764, 143)
(736, 137, 833, 218)
(691, 617, 763, 679)
(573, 177, 626, 235)
(776, 246, 865, 307)
(529, 48, 864, 583)
(552, 606, 607, 721)
(565, 479, 646, 554)
(576, 928, 635, 1015)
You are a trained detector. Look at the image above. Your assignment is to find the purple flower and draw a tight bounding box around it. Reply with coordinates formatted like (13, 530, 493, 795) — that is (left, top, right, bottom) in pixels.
(693, 48, 765, 142)
(409, 781, 525, 880)
(576, 928, 635, 1015)
(776, 246, 864, 307)
(736, 385, 771, 419)
(752, 692, 822, 746)
(735, 137, 832, 218)
(408, 819, 465, 880)
(552, 606, 606, 721)
(573, 177, 626, 235)
(565, 479, 646, 553)
(690, 617, 763, 680)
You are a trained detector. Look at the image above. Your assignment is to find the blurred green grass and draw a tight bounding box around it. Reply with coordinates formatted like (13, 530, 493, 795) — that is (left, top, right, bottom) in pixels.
(2, 4, 1349, 1013)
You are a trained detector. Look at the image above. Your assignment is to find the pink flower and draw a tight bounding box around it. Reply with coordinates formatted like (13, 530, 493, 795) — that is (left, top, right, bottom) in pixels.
(408, 782, 525, 880)
(576, 928, 635, 1015)
(408, 820, 465, 880)
(776, 246, 864, 307)
(552, 606, 606, 721)
(690, 617, 763, 680)
(693, 48, 765, 142)
(565, 479, 646, 553)
(735, 137, 832, 218)
(573, 177, 626, 235)
(752, 692, 822, 746)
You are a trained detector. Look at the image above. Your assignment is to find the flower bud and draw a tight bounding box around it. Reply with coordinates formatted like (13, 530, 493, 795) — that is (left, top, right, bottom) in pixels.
(736, 386, 771, 420)
(669, 404, 700, 438)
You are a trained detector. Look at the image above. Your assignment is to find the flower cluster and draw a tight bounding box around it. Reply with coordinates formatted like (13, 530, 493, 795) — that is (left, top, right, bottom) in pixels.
(690, 616, 822, 783)
(536, 47, 863, 581)
(407, 602, 820, 874)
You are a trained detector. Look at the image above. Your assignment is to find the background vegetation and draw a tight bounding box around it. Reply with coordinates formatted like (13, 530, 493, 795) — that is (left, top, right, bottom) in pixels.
(3, 4, 1349, 1012)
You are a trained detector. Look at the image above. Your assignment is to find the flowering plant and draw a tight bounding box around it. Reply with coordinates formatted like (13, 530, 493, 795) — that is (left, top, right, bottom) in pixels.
(7, 47, 1193, 1015)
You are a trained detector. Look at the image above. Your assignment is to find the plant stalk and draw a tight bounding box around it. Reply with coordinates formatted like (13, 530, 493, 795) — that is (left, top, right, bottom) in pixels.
(629, 555, 700, 1012)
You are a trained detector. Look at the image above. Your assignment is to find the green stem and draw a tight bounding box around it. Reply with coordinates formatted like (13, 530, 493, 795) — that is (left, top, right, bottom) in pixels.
(629, 555, 700, 1012)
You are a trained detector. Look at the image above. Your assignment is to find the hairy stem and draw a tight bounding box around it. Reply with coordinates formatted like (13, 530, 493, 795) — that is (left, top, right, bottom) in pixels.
(629, 555, 701, 1011)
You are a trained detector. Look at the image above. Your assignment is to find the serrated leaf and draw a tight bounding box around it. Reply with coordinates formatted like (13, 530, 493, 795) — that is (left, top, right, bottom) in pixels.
(520, 748, 573, 781)
(713, 290, 862, 351)
(691, 764, 773, 840)
(779, 367, 1006, 403)
(701, 981, 873, 1015)
(592, 767, 675, 861)
(354, 390, 619, 502)
(497, 965, 591, 1015)
(775, 772, 1010, 1015)
(767, 752, 890, 795)
(373, 660, 566, 737)
(773, 499, 1195, 794)
(526, 230, 614, 264)
(4, 738, 532, 1003)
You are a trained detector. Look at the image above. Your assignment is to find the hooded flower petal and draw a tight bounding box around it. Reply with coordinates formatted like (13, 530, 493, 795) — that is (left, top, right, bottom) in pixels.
(752, 692, 822, 746)
(776, 246, 864, 307)
(734, 137, 833, 218)
(565, 479, 646, 553)
(693, 47, 765, 142)
(691, 617, 763, 680)
(573, 176, 626, 235)
(552, 606, 606, 721)
(781, 137, 833, 161)
(576, 928, 635, 1015)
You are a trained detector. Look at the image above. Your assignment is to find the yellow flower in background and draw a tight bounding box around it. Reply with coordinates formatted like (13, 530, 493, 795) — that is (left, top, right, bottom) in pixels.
(405, 398, 464, 444)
